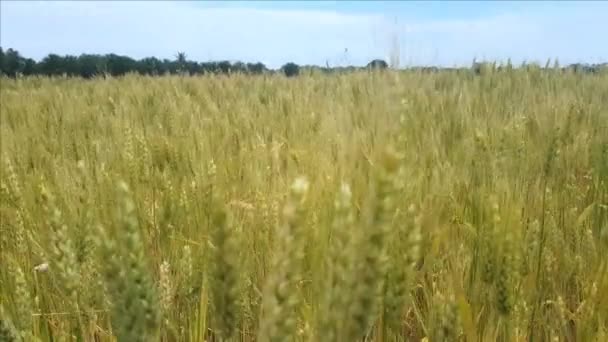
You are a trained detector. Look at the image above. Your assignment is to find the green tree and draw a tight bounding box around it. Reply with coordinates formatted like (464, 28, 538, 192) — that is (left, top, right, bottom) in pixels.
(39, 54, 66, 76)
(78, 54, 106, 78)
(281, 62, 299, 77)
(0, 47, 5, 75)
(175, 52, 187, 72)
(366, 59, 388, 70)
(3, 48, 25, 76)
(218, 61, 231, 74)
(138, 57, 162, 75)
(22, 58, 37, 75)
(247, 62, 267, 74)
(106, 54, 137, 76)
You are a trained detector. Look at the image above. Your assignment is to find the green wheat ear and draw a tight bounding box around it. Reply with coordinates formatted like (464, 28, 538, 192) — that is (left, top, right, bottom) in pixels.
(159, 260, 174, 319)
(488, 196, 519, 320)
(495, 241, 515, 317)
(341, 146, 401, 341)
(258, 176, 310, 342)
(96, 180, 160, 342)
(318, 182, 356, 341)
(429, 295, 461, 342)
(39, 183, 81, 300)
(3, 156, 28, 255)
(210, 195, 242, 340)
(0, 304, 20, 342)
(383, 202, 422, 333)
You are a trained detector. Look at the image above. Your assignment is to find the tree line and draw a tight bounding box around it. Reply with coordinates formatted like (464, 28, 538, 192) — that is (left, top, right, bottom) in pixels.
(0, 46, 605, 79)
(0, 48, 275, 78)
(0, 47, 391, 78)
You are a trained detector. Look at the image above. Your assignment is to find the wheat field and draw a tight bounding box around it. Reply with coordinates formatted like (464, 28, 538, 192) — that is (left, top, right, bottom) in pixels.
(1, 67, 607, 341)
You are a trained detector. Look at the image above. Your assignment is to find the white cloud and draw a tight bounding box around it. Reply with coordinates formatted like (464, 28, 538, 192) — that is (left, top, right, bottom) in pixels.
(391, 6, 608, 66)
(0, 1, 389, 67)
(1, 1, 606, 68)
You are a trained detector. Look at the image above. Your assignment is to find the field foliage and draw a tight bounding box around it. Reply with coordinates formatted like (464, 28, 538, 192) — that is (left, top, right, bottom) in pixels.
(1, 68, 607, 341)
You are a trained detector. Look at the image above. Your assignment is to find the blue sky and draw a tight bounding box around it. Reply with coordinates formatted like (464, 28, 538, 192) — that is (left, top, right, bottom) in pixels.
(1, 1, 606, 68)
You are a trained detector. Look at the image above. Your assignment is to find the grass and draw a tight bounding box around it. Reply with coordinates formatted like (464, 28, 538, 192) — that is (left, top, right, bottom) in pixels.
(0, 66, 607, 341)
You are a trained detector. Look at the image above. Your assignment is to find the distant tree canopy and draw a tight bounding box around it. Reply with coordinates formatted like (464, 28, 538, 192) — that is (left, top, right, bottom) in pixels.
(0, 47, 275, 78)
(0, 47, 605, 79)
(367, 59, 388, 70)
(281, 62, 300, 77)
